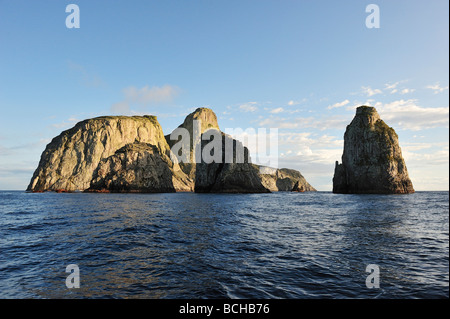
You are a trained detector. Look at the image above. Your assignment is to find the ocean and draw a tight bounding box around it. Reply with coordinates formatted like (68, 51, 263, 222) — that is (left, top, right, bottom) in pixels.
(0, 191, 448, 299)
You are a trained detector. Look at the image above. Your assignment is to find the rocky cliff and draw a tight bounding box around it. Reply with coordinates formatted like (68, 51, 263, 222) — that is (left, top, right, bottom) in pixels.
(333, 106, 414, 194)
(27, 115, 172, 192)
(165, 107, 220, 179)
(28, 108, 316, 193)
(87, 142, 193, 193)
(171, 109, 316, 193)
(195, 130, 270, 193)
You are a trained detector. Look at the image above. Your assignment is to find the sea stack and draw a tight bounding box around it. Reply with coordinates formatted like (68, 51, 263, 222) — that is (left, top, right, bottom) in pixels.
(333, 106, 414, 194)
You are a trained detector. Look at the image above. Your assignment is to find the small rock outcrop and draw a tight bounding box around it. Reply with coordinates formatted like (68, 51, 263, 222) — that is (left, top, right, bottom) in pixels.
(333, 106, 414, 194)
(259, 167, 316, 192)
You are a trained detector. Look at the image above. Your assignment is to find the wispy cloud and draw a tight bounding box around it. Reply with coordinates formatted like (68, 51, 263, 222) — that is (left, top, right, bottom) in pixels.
(384, 81, 401, 92)
(361, 86, 383, 97)
(327, 99, 350, 110)
(0, 139, 50, 157)
(68, 61, 105, 88)
(374, 99, 449, 131)
(426, 82, 449, 94)
(401, 143, 449, 190)
(287, 98, 307, 106)
(123, 85, 180, 104)
(239, 102, 258, 112)
(275, 133, 345, 190)
(399, 88, 415, 95)
(270, 107, 284, 114)
(51, 117, 80, 129)
(259, 115, 349, 131)
(382, 80, 417, 95)
(110, 85, 180, 114)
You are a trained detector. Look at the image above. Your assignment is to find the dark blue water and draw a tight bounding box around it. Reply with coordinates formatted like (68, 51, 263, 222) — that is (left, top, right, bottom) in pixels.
(0, 191, 448, 299)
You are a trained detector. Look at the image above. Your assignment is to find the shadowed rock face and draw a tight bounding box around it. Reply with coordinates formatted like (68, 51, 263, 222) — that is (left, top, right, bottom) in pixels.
(165, 107, 220, 180)
(86, 143, 193, 193)
(333, 106, 414, 194)
(165, 108, 316, 193)
(195, 130, 270, 193)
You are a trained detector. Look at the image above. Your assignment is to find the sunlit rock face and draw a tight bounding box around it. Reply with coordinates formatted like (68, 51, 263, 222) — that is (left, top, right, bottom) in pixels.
(333, 106, 414, 194)
(28, 108, 316, 194)
(27, 115, 172, 192)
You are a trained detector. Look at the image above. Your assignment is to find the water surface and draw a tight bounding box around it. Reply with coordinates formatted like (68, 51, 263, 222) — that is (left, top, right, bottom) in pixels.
(0, 191, 448, 298)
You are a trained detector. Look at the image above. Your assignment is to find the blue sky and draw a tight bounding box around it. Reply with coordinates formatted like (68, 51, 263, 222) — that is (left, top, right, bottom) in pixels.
(0, 0, 448, 191)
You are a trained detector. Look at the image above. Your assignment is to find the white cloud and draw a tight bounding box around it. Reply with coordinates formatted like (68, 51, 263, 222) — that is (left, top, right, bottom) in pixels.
(259, 116, 310, 129)
(401, 142, 432, 152)
(374, 99, 449, 131)
(51, 117, 80, 129)
(384, 81, 400, 91)
(270, 107, 284, 114)
(286, 98, 308, 106)
(400, 88, 415, 95)
(384, 80, 415, 94)
(110, 85, 180, 114)
(361, 86, 383, 97)
(123, 85, 180, 104)
(342, 97, 448, 131)
(426, 82, 449, 94)
(259, 115, 350, 131)
(401, 144, 449, 190)
(239, 102, 258, 112)
(327, 99, 350, 109)
(279, 132, 343, 149)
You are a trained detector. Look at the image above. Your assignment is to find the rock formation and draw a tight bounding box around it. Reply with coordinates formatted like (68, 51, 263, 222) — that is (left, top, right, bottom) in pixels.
(27, 115, 172, 192)
(28, 108, 316, 193)
(195, 130, 270, 193)
(165, 107, 220, 180)
(259, 167, 316, 192)
(332, 106, 414, 194)
(168, 108, 316, 193)
(87, 142, 192, 193)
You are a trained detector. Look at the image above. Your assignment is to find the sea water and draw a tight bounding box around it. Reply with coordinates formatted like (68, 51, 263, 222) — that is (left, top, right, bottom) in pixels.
(0, 191, 448, 298)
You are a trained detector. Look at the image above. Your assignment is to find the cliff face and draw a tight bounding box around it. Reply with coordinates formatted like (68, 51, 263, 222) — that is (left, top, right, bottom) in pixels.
(27, 115, 171, 192)
(87, 142, 192, 193)
(165, 107, 220, 179)
(28, 108, 316, 193)
(333, 106, 414, 194)
(195, 131, 270, 193)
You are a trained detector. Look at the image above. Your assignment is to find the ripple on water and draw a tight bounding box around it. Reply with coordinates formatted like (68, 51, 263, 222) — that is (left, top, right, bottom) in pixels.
(0, 191, 448, 298)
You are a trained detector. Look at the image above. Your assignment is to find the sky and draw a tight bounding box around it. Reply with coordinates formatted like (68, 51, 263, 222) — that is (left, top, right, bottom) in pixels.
(0, 0, 448, 191)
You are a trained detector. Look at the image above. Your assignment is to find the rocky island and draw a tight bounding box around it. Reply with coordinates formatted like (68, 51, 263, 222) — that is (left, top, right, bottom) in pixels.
(27, 108, 316, 193)
(333, 106, 414, 194)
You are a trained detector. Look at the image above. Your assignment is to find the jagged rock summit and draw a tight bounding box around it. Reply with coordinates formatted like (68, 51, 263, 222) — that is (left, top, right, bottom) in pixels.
(333, 106, 414, 194)
(28, 108, 316, 193)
